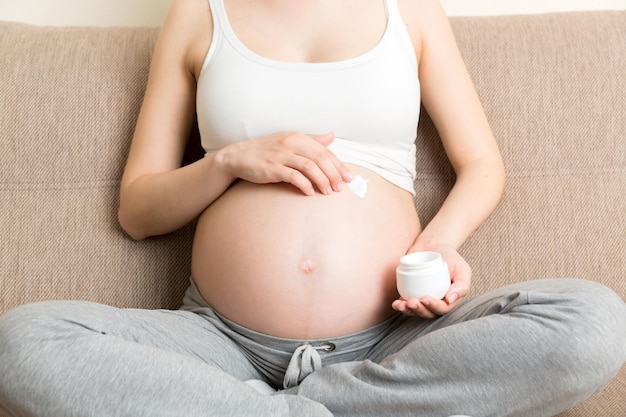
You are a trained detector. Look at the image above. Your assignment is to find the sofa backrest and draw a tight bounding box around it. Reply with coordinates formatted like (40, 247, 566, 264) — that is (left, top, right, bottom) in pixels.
(0, 23, 193, 311)
(426, 12, 625, 298)
(1, 11, 625, 314)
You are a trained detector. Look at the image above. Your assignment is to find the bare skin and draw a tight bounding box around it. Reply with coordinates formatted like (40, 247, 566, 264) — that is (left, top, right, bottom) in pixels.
(118, 0, 506, 338)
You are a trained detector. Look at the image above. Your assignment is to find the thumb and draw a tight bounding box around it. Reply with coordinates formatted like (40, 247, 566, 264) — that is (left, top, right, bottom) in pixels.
(311, 132, 335, 147)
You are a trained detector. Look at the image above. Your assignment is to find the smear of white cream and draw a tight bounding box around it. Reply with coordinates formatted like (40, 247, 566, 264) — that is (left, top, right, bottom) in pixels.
(346, 175, 368, 198)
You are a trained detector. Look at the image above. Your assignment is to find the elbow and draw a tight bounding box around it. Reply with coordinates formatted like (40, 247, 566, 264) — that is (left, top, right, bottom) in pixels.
(117, 204, 148, 241)
(492, 159, 507, 207)
(484, 150, 507, 198)
(118, 180, 151, 241)
(497, 159, 507, 195)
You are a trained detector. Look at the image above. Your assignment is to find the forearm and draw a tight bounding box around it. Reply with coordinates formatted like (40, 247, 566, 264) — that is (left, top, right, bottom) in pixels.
(414, 157, 506, 251)
(118, 154, 234, 240)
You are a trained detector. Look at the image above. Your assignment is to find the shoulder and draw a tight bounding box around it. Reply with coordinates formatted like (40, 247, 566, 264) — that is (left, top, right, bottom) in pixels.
(396, 0, 453, 63)
(157, 0, 214, 79)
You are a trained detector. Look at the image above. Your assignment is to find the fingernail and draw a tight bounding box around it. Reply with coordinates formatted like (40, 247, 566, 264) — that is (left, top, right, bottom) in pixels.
(449, 293, 459, 304)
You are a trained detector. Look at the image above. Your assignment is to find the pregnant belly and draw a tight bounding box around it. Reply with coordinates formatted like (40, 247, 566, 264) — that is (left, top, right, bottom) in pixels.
(191, 166, 420, 339)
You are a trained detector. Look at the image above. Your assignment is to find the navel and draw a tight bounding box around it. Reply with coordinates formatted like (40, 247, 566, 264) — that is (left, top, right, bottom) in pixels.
(298, 257, 316, 275)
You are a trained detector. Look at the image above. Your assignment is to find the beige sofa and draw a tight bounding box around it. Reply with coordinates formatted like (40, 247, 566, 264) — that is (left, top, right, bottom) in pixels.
(1, 10, 624, 417)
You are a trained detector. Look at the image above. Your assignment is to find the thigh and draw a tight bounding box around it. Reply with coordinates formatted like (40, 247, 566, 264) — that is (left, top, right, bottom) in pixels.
(1, 299, 262, 381)
(292, 279, 625, 416)
(368, 278, 585, 359)
(0, 301, 335, 417)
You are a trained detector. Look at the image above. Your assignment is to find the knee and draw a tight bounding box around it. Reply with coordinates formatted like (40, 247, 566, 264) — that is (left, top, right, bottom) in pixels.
(0, 303, 41, 402)
(0, 302, 77, 413)
(0, 302, 49, 361)
(0, 302, 73, 384)
(551, 280, 626, 384)
(1, 302, 40, 348)
(566, 280, 626, 340)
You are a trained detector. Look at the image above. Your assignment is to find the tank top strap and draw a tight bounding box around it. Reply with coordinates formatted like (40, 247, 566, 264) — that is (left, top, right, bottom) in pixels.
(202, 0, 230, 72)
(384, 0, 403, 27)
(383, 0, 418, 72)
(207, 0, 226, 32)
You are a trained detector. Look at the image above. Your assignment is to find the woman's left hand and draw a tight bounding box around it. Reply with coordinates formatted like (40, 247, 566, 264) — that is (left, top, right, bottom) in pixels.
(391, 245, 471, 319)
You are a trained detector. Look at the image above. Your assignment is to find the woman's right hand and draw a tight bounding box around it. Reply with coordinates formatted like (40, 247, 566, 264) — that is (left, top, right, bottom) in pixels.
(216, 131, 354, 196)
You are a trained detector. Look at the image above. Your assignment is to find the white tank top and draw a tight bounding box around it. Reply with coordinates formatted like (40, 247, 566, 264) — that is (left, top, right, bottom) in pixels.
(197, 0, 420, 194)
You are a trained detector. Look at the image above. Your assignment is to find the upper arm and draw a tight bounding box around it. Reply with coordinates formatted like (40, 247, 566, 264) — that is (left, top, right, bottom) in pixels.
(121, 0, 212, 188)
(403, 0, 501, 172)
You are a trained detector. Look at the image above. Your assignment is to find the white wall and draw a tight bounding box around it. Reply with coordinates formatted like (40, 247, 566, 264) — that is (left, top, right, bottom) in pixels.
(1, 0, 625, 26)
(442, 0, 626, 16)
(0, 0, 171, 26)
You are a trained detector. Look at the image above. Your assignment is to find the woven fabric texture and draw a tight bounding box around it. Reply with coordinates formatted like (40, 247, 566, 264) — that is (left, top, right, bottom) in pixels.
(1, 10, 625, 416)
(0, 24, 193, 312)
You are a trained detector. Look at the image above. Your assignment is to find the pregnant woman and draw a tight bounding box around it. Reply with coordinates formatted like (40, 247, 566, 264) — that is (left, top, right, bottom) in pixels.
(1, 0, 624, 416)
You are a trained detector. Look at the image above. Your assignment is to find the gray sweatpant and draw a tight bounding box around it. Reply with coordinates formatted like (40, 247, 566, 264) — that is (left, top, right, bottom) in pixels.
(0, 278, 624, 417)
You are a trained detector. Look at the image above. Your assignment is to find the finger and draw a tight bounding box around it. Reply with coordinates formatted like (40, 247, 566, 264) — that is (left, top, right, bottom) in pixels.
(325, 152, 354, 188)
(310, 132, 335, 147)
(392, 301, 419, 317)
(313, 152, 347, 192)
(445, 276, 470, 305)
(309, 133, 354, 185)
(441, 280, 465, 306)
(302, 147, 346, 192)
(275, 166, 315, 196)
(405, 298, 438, 319)
(391, 299, 409, 314)
(296, 148, 343, 193)
(286, 155, 336, 194)
(420, 297, 454, 316)
(444, 292, 461, 305)
(280, 134, 335, 193)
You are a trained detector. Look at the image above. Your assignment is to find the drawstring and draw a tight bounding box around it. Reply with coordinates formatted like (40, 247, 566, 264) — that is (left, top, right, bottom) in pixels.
(283, 342, 335, 389)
